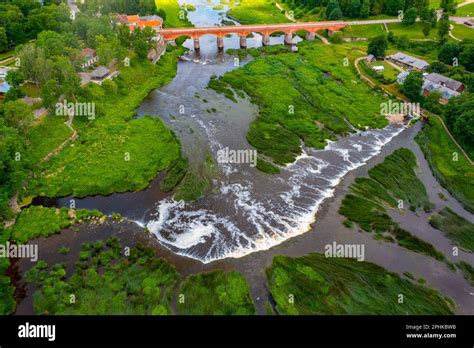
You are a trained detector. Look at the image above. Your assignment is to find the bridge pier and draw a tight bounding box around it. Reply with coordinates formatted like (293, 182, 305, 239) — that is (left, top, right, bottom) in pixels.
(306, 32, 315, 41)
(327, 29, 334, 36)
(240, 35, 247, 49)
(262, 34, 270, 46)
(217, 37, 224, 51)
(193, 38, 200, 51)
(284, 33, 293, 45)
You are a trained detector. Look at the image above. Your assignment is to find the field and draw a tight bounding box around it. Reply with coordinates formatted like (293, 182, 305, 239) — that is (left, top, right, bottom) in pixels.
(156, 0, 193, 27)
(387, 22, 438, 40)
(456, 2, 474, 16)
(27, 49, 186, 198)
(227, 0, 289, 24)
(429, 207, 474, 252)
(343, 24, 386, 39)
(212, 42, 388, 165)
(415, 116, 474, 213)
(450, 23, 474, 41)
(266, 254, 455, 314)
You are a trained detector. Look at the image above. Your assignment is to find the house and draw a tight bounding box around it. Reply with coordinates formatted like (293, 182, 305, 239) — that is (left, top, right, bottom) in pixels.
(366, 54, 375, 63)
(422, 73, 463, 104)
(387, 52, 429, 71)
(396, 71, 410, 84)
(424, 73, 464, 93)
(90, 66, 110, 83)
(372, 65, 384, 72)
(80, 48, 98, 69)
(124, 14, 163, 32)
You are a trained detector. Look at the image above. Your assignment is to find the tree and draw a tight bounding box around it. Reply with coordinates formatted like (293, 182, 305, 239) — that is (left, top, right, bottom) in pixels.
(41, 79, 58, 109)
(360, 0, 370, 18)
(422, 20, 431, 37)
(401, 71, 423, 102)
(402, 7, 417, 25)
(459, 44, 474, 71)
(438, 42, 460, 65)
(368, 35, 388, 57)
(326, 0, 340, 17)
(3, 100, 33, 134)
(0, 27, 8, 52)
(384, 0, 406, 16)
(440, 0, 456, 15)
(387, 31, 396, 43)
(349, 0, 361, 17)
(445, 94, 474, 151)
(36, 30, 66, 57)
(133, 39, 149, 60)
(6, 70, 25, 87)
(329, 7, 343, 19)
(437, 15, 450, 41)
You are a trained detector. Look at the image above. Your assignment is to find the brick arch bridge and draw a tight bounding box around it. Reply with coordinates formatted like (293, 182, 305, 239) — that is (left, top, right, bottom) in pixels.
(159, 21, 347, 50)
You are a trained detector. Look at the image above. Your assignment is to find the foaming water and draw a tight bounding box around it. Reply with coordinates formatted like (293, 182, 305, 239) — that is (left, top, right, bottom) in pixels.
(138, 0, 406, 263)
(146, 125, 404, 263)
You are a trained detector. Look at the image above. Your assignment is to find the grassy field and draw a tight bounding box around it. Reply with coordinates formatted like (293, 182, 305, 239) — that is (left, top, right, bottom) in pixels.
(266, 254, 455, 314)
(9, 206, 103, 243)
(387, 22, 438, 40)
(177, 271, 255, 315)
(211, 42, 388, 165)
(415, 116, 474, 213)
(227, 0, 289, 24)
(450, 23, 474, 41)
(27, 49, 186, 198)
(156, 0, 193, 27)
(339, 148, 448, 262)
(343, 24, 386, 39)
(456, 2, 474, 16)
(429, 207, 474, 252)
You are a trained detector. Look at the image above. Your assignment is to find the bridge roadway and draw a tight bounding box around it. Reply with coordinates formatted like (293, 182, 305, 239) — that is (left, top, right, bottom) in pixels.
(159, 19, 402, 50)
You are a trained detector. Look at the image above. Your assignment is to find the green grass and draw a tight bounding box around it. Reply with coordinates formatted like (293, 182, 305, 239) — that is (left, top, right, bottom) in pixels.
(27, 240, 180, 315)
(339, 148, 447, 262)
(27, 49, 186, 198)
(266, 254, 455, 314)
(156, 0, 193, 27)
(456, 2, 474, 16)
(177, 271, 255, 315)
(456, 261, 474, 286)
(27, 116, 73, 164)
(415, 116, 474, 213)
(450, 23, 474, 41)
(387, 22, 438, 40)
(227, 0, 289, 24)
(9, 206, 103, 243)
(429, 207, 474, 252)
(210, 42, 388, 165)
(343, 24, 386, 39)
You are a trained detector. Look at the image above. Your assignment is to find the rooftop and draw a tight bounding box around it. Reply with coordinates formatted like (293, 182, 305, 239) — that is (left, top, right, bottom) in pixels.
(388, 52, 429, 70)
(91, 66, 110, 79)
(424, 72, 463, 92)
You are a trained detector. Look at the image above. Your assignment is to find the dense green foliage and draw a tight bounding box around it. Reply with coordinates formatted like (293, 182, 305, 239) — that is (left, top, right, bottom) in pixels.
(266, 254, 454, 314)
(415, 116, 474, 213)
(211, 42, 387, 165)
(401, 70, 424, 102)
(155, 0, 193, 28)
(177, 271, 255, 315)
(368, 35, 388, 57)
(27, 50, 185, 198)
(0, 226, 15, 315)
(429, 207, 474, 252)
(339, 148, 446, 261)
(27, 240, 180, 314)
(444, 94, 474, 158)
(9, 206, 103, 243)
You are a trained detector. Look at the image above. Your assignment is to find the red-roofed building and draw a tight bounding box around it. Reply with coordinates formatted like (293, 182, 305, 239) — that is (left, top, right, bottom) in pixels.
(122, 14, 163, 32)
(80, 48, 98, 69)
